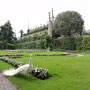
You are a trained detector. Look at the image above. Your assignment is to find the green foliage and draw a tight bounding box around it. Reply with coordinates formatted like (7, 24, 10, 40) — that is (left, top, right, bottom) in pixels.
(17, 40, 46, 49)
(54, 11, 84, 37)
(54, 36, 90, 50)
(0, 41, 2, 49)
(0, 20, 16, 49)
(18, 34, 54, 50)
(20, 33, 48, 43)
(23, 25, 48, 36)
(82, 36, 90, 50)
(7, 43, 16, 49)
(75, 36, 83, 50)
(54, 37, 76, 50)
(18, 35, 90, 51)
(52, 29, 61, 38)
(44, 35, 54, 50)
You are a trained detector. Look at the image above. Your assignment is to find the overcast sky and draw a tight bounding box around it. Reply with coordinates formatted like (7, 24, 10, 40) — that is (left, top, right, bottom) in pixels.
(0, 0, 89, 37)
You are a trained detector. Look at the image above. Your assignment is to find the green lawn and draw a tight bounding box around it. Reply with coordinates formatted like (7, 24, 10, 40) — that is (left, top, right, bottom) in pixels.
(0, 50, 90, 90)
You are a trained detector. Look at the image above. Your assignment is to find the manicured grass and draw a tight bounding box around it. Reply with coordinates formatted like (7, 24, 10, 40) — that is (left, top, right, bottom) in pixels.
(0, 50, 90, 90)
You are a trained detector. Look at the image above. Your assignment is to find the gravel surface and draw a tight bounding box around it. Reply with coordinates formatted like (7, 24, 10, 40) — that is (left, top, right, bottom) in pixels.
(0, 72, 20, 90)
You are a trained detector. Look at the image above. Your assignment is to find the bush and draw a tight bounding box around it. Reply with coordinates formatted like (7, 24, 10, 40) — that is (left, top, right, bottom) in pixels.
(7, 43, 16, 49)
(0, 41, 2, 49)
(54, 37, 76, 50)
(54, 36, 90, 50)
(75, 36, 83, 50)
(82, 36, 90, 50)
(44, 35, 54, 50)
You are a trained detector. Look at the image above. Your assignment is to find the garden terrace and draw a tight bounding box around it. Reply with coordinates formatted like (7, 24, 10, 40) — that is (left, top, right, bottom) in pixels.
(23, 25, 48, 37)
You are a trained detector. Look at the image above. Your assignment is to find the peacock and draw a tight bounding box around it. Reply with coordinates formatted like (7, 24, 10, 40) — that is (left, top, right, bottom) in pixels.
(3, 54, 34, 77)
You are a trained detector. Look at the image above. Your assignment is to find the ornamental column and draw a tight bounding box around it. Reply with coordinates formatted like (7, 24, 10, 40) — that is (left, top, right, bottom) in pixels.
(48, 12, 52, 38)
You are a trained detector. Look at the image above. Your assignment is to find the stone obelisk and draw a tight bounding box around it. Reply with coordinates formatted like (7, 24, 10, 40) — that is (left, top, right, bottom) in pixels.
(48, 8, 54, 38)
(51, 8, 54, 24)
(48, 12, 52, 38)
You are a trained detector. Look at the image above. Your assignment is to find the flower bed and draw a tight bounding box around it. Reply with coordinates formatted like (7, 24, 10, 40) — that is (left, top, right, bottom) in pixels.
(0, 54, 23, 58)
(0, 57, 50, 80)
(35, 53, 69, 56)
(32, 67, 50, 80)
(66, 51, 78, 53)
(5, 50, 46, 52)
(0, 57, 25, 67)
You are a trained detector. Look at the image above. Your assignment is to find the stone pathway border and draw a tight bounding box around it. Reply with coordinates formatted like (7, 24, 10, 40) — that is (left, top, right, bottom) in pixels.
(0, 72, 20, 90)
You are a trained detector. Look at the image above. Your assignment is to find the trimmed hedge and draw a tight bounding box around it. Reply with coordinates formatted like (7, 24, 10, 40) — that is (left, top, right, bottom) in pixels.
(27, 25, 48, 35)
(82, 36, 90, 50)
(35, 53, 69, 56)
(54, 36, 90, 50)
(17, 40, 46, 49)
(75, 36, 83, 50)
(54, 37, 76, 50)
(20, 32, 48, 43)
(17, 36, 90, 50)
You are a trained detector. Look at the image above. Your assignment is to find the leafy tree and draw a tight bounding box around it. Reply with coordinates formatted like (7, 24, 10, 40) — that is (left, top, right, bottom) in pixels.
(0, 20, 15, 49)
(53, 11, 84, 38)
(44, 35, 54, 50)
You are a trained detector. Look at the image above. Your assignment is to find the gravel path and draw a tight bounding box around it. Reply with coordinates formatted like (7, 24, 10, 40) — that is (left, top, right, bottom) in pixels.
(0, 72, 20, 90)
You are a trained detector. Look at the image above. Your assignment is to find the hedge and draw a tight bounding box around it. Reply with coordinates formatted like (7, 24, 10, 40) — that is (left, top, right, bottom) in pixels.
(54, 37, 76, 50)
(20, 33, 48, 43)
(82, 36, 90, 50)
(17, 36, 90, 50)
(75, 36, 83, 50)
(54, 36, 90, 50)
(17, 39, 46, 49)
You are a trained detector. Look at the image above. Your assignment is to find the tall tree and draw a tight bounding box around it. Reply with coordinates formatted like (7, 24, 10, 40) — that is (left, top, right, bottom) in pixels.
(0, 20, 15, 49)
(53, 11, 84, 38)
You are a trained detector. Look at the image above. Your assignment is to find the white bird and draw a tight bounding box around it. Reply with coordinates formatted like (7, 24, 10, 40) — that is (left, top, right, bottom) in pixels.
(3, 54, 34, 76)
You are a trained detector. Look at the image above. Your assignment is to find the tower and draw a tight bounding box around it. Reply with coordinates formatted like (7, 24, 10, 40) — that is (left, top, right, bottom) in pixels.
(48, 8, 54, 38)
(51, 8, 54, 24)
(27, 21, 30, 33)
(48, 12, 52, 37)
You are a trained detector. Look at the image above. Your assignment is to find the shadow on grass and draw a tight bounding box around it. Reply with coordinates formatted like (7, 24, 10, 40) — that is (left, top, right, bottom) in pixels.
(14, 73, 52, 81)
(14, 73, 37, 81)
